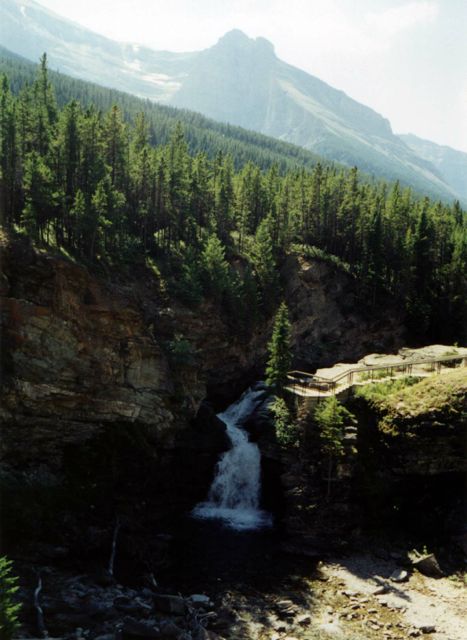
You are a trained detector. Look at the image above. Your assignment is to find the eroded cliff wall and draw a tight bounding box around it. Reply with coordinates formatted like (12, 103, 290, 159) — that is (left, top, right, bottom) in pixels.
(0, 232, 406, 547)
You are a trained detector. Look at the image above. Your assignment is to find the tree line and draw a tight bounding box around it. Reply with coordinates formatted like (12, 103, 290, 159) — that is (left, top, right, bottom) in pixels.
(0, 55, 466, 343)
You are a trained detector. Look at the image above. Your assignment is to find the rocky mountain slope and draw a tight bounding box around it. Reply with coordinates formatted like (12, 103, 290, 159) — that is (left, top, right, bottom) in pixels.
(0, 0, 193, 101)
(170, 30, 456, 201)
(400, 133, 467, 202)
(0, 0, 461, 202)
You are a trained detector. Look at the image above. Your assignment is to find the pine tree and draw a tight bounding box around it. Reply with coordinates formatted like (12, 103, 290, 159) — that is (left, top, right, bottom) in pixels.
(308, 162, 323, 244)
(167, 122, 190, 246)
(190, 152, 214, 235)
(32, 53, 57, 156)
(22, 151, 57, 241)
(266, 302, 292, 395)
(70, 188, 86, 251)
(0, 58, 466, 347)
(314, 397, 355, 499)
(365, 196, 384, 305)
(250, 214, 278, 310)
(80, 106, 105, 203)
(57, 100, 81, 243)
(407, 203, 435, 338)
(90, 178, 112, 258)
(337, 166, 359, 262)
(102, 104, 128, 191)
(201, 234, 230, 301)
(0, 75, 17, 224)
(176, 246, 203, 307)
(215, 154, 235, 244)
(130, 127, 153, 250)
(236, 162, 256, 250)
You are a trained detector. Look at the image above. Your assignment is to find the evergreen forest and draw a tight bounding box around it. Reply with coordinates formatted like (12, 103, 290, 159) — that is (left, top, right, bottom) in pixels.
(1, 54, 466, 344)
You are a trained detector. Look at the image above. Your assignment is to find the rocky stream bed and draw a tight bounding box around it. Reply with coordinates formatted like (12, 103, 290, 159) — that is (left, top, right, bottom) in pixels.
(11, 510, 467, 640)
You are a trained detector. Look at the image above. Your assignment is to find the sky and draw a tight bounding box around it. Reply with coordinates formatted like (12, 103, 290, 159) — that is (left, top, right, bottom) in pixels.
(36, 0, 467, 152)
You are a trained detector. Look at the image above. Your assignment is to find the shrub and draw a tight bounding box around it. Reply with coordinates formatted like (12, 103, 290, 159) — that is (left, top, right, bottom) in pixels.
(270, 396, 299, 447)
(0, 556, 21, 640)
(167, 334, 197, 368)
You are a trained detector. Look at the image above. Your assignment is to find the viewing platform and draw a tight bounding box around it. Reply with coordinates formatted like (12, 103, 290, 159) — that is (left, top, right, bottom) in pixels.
(286, 345, 467, 400)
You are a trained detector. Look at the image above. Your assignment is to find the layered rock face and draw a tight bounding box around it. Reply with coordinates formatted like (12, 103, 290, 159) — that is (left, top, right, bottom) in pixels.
(373, 367, 467, 476)
(0, 235, 226, 550)
(283, 255, 405, 368)
(0, 238, 404, 443)
(351, 367, 467, 541)
(1, 237, 190, 473)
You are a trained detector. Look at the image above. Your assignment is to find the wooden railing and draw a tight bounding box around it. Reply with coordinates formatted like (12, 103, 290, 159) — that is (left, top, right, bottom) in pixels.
(287, 354, 467, 395)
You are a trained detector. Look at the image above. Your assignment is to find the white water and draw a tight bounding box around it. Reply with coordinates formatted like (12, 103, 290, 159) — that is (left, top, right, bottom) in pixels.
(192, 388, 273, 531)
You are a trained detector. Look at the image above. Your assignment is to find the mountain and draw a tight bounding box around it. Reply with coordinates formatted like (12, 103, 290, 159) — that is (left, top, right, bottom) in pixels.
(0, 0, 192, 100)
(0, 0, 461, 201)
(399, 134, 467, 203)
(168, 30, 457, 200)
(0, 45, 323, 173)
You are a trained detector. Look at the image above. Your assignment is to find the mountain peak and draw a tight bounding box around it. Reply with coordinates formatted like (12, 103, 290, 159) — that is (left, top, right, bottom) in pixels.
(215, 29, 275, 56)
(218, 29, 250, 44)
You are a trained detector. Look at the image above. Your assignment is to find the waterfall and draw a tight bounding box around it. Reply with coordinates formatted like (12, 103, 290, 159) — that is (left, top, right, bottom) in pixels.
(192, 387, 273, 531)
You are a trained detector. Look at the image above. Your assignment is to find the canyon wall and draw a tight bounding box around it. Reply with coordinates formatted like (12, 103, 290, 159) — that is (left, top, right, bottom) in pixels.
(0, 232, 405, 549)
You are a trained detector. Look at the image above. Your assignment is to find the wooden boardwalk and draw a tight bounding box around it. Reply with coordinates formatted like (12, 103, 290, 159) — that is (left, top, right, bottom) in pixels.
(286, 352, 467, 399)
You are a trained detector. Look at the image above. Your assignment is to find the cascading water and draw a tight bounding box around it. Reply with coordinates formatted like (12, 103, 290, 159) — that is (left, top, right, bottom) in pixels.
(192, 388, 273, 531)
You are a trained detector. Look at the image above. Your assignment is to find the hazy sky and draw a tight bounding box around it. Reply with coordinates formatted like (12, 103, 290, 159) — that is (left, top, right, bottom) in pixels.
(37, 0, 467, 152)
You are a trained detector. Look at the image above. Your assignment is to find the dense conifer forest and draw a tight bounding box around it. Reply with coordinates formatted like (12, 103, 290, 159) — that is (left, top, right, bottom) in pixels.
(1, 54, 466, 344)
(0, 46, 323, 173)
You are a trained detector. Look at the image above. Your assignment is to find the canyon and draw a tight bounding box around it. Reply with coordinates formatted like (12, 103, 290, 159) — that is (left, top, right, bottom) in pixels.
(1, 229, 466, 639)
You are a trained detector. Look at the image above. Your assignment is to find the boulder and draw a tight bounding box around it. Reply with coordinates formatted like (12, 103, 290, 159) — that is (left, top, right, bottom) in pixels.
(390, 569, 409, 583)
(372, 584, 388, 595)
(416, 624, 436, 634)
(411, 554, 443, 578)
(121, 618, 161, 639)
(159, 622, 186, 639)
(153, 594, 187, 616)
(296, 614, 311, 626)
(187, 594, 213, 608)
(114, 596, 148, 615)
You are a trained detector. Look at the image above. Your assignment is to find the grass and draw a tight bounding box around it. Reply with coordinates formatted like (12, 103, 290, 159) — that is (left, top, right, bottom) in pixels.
(448, 572, 467, 587)
(379, 367, 467, 418)
(355, 377, 418, 403)
(356, 368, 467, 416)
(291, 243, 352, 274)
(358, 368, 401, 381)
(354, 368, 467, 437)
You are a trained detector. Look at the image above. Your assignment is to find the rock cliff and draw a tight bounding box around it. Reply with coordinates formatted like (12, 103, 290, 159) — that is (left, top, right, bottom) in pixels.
(1, 235, 189, 470)
(0, 232, 405, 550)
(0, 233, 225, 551)
(258, 366, 467, 554)
(283, 255, 404, 369)
(365, 366, 467, 476)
